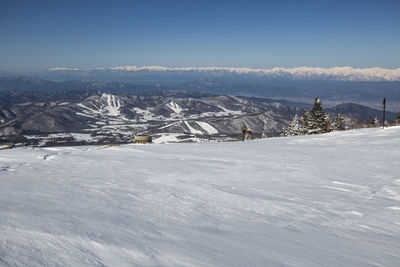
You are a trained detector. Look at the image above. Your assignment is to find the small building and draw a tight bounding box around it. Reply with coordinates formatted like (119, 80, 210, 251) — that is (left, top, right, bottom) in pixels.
(0, 142, 14, 150)
(135, 135, 152, 144)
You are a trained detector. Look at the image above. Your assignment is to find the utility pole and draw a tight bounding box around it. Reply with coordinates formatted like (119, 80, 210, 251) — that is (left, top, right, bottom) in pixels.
(382, 98, 386, 128)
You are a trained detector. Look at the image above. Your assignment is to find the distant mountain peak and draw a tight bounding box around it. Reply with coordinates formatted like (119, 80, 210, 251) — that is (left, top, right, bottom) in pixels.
(48, 65, 400, 81)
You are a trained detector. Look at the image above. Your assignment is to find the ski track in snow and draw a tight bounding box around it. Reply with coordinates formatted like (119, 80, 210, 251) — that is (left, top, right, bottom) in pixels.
(103, 93, 121, 116)
(0, 126, 400, 266)
(183, 121, 202, 134)
(166, 101, 183, 114)
(196, 121, 218, 134)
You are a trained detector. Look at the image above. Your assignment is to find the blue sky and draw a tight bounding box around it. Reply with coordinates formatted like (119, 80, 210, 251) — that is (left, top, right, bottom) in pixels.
(1, 0, 399, 72)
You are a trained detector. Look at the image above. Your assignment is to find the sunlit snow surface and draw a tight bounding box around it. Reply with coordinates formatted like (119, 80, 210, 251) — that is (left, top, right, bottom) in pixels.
(1, 127, 400, 266)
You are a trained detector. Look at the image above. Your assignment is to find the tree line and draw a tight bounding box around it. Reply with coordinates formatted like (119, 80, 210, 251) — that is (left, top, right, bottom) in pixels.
(281, 98, 400, 137)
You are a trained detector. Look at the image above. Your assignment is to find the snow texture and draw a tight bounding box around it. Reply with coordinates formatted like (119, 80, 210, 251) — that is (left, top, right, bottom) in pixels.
(1, 127, 400, 266)
(196, 121, 218, 134)
(183, 121, 202, 134)
(166, 101, 183, 114)
(103, 93, 121, 116)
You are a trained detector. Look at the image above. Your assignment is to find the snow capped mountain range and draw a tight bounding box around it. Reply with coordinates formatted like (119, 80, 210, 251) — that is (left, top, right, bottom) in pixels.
(48, 65, 400, 81)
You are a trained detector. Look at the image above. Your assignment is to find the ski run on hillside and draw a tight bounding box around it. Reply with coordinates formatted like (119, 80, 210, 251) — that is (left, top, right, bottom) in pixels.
(1, 127, 400, 266)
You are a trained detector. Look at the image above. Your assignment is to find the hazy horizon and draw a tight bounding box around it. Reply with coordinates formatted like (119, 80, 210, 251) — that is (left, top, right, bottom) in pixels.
(2, 65, 400, 76)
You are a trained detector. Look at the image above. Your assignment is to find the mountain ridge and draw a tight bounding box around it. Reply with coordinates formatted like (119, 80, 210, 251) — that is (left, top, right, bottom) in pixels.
(0, 90, 395, 146)
(45, 66, 400, 82)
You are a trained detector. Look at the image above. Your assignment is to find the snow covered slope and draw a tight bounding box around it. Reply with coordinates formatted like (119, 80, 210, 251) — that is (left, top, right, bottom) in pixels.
(1, 127, 400, 266)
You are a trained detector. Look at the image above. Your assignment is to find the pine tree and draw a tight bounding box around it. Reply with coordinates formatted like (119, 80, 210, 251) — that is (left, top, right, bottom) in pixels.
(334, 113, 346, 130)
(281, 114, 301, 136)
(324, 114, 333, 132)
(309, 97, 327, 134)
(371, 117, 379, 127)
(300, 111, 310, 134)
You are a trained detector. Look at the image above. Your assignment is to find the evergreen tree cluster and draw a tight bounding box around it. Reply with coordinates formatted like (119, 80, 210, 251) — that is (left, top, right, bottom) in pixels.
(281, 98, 346, 137)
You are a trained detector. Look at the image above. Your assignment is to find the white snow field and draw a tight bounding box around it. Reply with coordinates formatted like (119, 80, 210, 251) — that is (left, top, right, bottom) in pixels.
(1, 127, 400, 266)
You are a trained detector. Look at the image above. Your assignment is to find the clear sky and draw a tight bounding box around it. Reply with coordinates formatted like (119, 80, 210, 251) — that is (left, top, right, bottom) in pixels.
(1, 0, 399, 72)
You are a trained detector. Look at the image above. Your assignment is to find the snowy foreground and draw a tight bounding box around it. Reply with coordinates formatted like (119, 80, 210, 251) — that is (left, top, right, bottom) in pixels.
(1, 127, 400, 266)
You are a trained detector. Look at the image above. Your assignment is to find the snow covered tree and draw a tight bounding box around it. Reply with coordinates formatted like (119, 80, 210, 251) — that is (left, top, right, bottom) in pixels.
(261, 131, 267, 138)
(281, 114, 301, 137)
(371, 117, 379, 127)
(309, 98, 327, 134)
(324, 114, 333, 132)
(300, 111, 310, 134)
(334, 113, 346, 130)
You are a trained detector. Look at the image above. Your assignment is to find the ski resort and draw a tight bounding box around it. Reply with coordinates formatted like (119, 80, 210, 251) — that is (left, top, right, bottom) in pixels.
(1, 1, 400, 266)
(1, 126, 399, 266)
